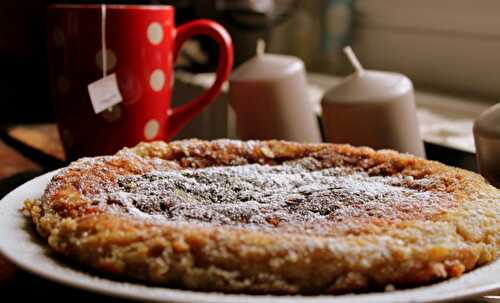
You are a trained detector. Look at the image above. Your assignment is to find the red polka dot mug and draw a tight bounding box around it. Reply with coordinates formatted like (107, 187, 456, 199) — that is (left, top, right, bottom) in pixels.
(47, 4, 233, 160)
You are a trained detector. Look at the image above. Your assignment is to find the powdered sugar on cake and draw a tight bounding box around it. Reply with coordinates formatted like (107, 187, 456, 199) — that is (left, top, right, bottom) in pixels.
(88, 157, 454, 235)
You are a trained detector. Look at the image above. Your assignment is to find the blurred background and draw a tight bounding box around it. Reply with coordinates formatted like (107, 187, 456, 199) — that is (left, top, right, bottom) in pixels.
(2, 0, 345, 124)
(3, 0, 499, 124)
(0, 0, 499, 180)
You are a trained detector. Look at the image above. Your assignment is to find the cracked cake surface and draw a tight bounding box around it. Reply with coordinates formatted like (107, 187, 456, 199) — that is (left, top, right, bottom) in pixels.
(23, 139, 500, 294)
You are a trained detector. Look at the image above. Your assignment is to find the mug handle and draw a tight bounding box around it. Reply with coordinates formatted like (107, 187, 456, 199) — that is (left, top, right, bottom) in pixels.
(166, 19, 234, 140)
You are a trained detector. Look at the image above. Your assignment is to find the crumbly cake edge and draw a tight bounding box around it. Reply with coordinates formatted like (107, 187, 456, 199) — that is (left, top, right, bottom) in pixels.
(22, 139, 500, 294)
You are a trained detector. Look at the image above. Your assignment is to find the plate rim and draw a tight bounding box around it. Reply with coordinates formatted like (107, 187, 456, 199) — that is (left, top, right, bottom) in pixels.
(1, 169, 500, 303)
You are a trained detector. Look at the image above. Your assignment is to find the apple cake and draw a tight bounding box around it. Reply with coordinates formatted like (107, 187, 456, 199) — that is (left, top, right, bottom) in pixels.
(23, 139, 500, 294)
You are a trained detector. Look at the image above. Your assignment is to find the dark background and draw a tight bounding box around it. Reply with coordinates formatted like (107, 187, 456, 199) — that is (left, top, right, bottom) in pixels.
(0, 0, 51, 124)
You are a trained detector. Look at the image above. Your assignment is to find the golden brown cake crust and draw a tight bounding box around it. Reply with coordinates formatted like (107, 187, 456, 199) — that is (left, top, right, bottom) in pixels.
(24, 139, 500, 294)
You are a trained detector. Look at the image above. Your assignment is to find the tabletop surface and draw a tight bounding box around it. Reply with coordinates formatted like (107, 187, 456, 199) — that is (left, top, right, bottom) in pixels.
(0, 124, 494, 302)
(0, 124, 129, 301)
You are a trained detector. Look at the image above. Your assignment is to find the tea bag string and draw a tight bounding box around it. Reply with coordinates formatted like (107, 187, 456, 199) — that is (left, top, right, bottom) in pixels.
(101, 4, 107, 78)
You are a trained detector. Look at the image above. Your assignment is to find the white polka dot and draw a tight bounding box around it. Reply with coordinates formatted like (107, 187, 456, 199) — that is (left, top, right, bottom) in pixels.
(52, 27, 65, 47)
(96, 49, 117, 72)
(144, 119, 160, 140)
(101, 105, 122, 122)
(149, 69, 165, 92)
(147, 22, 164, 45)
(57, 76, 70, 94)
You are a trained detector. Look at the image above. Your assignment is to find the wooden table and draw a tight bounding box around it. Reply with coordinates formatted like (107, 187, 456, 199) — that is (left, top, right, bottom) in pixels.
(0, 124, 59, 286)
(0, 124, 494, 302)
(0, 139, 41, 180)
(6, 124, 65, 161)
(0, 124, 130, 301)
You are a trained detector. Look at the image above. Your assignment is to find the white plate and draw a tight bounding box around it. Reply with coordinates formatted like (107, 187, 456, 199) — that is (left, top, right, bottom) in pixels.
(1, 170, 500, 303)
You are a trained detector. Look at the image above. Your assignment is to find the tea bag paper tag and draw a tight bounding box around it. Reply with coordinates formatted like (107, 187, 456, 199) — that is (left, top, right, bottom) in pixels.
(87, 4, 122, 115)
(87, 73, 123, 114)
